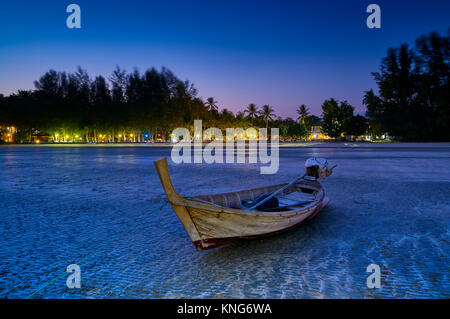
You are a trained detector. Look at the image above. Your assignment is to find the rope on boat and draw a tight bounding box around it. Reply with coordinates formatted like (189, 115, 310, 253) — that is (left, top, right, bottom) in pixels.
(25, 200, 168, 299)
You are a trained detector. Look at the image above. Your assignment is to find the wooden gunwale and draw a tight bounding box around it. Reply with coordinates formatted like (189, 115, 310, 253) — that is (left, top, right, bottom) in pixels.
(183, 181, 324, 216)
(171, 187, 324, 217)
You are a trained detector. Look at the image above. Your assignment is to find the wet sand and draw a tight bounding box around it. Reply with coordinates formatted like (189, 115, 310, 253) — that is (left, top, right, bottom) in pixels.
(0, 143, 448, 298)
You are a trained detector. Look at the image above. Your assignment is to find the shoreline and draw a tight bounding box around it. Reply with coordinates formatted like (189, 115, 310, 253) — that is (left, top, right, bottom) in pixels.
(1, 141, 448, 298)
(1, 142, 450, 148)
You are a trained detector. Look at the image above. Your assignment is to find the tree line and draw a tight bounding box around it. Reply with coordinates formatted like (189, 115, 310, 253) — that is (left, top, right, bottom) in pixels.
(315, 31, 448, 141)
(0, 66, 311, 143)
(0, 31, 448, 143)
(363, 30, 449, 141)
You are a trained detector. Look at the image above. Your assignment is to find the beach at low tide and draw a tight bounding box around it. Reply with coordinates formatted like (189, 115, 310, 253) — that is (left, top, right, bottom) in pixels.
(0, 143, 449, 298)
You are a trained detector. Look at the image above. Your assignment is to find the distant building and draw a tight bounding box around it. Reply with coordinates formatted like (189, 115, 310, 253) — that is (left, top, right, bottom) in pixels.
(0, 126, 16, 143)
(32, 133, 51, 143)
(306, 117, 331, 140)
(308, 125, 331, 140)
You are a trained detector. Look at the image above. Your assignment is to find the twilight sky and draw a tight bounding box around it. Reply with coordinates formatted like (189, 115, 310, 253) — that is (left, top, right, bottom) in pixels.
(0, 0, 449, 117)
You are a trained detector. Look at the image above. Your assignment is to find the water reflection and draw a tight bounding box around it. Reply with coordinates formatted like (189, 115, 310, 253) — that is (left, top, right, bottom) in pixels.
(0, 144, 449, 298)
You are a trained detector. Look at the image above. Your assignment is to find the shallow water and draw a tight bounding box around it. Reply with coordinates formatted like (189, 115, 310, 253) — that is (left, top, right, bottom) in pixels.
(0, 143, 449, 298)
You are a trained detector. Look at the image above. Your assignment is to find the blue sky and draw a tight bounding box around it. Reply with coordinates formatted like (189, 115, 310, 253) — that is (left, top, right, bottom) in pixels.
(0, 0, 448, 117)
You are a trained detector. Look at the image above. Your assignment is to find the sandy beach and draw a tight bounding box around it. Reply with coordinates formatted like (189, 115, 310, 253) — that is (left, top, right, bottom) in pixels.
(0, 143, 449, 298)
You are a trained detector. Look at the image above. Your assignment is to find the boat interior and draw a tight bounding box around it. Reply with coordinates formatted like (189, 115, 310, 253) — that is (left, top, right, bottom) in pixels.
(193, 179, 320, 212)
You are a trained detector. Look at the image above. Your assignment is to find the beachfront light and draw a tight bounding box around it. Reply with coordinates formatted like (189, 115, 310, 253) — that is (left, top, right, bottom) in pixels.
(35, 140, 40, 144)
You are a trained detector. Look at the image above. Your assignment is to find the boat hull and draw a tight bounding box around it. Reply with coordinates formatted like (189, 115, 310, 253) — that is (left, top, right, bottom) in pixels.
(190, 196, 329, 250)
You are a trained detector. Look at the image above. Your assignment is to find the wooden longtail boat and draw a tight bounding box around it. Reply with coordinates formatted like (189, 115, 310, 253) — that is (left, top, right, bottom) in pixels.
(154, 158, 334, 250)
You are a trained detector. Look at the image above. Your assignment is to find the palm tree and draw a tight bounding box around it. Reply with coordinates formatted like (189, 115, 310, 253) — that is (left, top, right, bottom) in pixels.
(205, 97, 218, 112)
(235, 111, 248, 128)
(260, 105, 276, 130)
(296, 104, 310, 125)
(244, 103, 258, 127)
